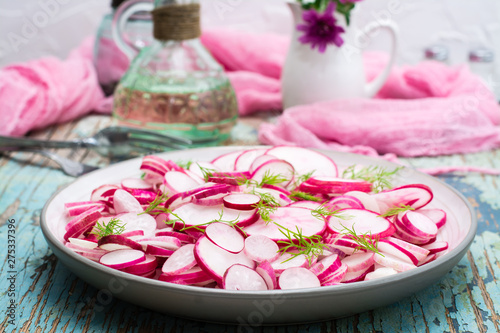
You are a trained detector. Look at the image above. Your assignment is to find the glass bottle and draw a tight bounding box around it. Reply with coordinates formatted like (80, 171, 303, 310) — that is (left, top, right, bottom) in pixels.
(111, 0, 238, 144)
(424, 45, 449, 64)
(93, 0, 153, 96)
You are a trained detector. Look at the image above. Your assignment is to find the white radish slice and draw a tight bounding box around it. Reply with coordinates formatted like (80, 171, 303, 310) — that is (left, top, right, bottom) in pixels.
(364, 267, 398, 281)
(65, 243, 106, 261)
(324, 234, 362, 255)
(342, 265, 374, 283)
(160, 266, 214, 286)
(251, 160, 295, 188)
(385, 236, 430, 261)
(255, 261, 278, 290)
(345, 191, 380, 213)
(279, 267, 321, 290)
(121, 255, 158, 275)
(98, 235, 143, 251)
(121, 230, 145, 238)
(422, 241, 449, 254)
(374, 253, 417, 272)
(205, 222, 245, 254)
(234, 148, 268, 171)
(99, 249, 146, 269)
(252, 187, 292, 206)
(155, 230, 195, 244)
(135, 236, 182, 251)
(113, 189, 143, 214)
(249, 154, 279, 174)
(223, 264, 268, 291)
(393, 224, 430, 245)
(121, 178, 154, 191)
(170, 203, 257, 229)
(243, 235, 280, 262)
(321, 263, 348, 285)
(145, 245, 175, 257)
(189, 161, 220, 180)
(266, 146, 338, 177)
(119, 212, 157, 238)
(418, 208, 447, 229)
(211, 150, 243, 171)
(162, 244, 196, 275)
(314, 254, 342, 282)
(327, 209, 394, 239)
(245, 207, 326, 241)
(287, 201, 323, 210)
(194, 236, 255, 285)
(65, 201, 106, 217)
(63, 208, 102, 241)
(91, 184, 120, 202)
(418, 253, 437, 266)
(326, 195, 364, 210)
(299, 177, 372, 194)
(223, 193, 260, 211)
(68, 238, 98, 249)
(163, 171, 201, 194)
(341, 252, 375, 273)
(270, 252, 309, 275)
(399, 211, 438, 239)
(377, 239, 418, 265)
(373, 184, 433, 210)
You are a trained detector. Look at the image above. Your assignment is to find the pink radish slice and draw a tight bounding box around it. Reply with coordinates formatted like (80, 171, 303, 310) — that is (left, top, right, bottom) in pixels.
(315, 254, 342, 281)
(243, 235, 280, 262)
(251, 160, 295, 188)
(299, 177, 372, 194)
(66, 244, 106, 261)
(170, 203, 257, 229)
(341, 252, 375, 273)
(135, 236, 182, 251)
(99, 249, 146, 269)
(266, 146, 338, 177)
(121, 230, 145, 238)
(261, 184, 291, 196)
(234, 148, 268, 171)
(327, 209, 394, 239)
(373, 184, 433, 210)
(119, 212, 156, 238)
(159, 266, 214, 285)
(323, 234, 361, 256)
(193, 184, 232, 199)
(163, 171, 201, 194)
(192, 193, 228, 206)
(65, 201, 106, 217)
(320, 263, 348, 285)
(113, 189, 143, 214)
(162, 244, 196, 275)
(145, 245, 175, 257)
(385, 237, 429, 261)
(223, 264, 268, 291)
(249, 155, 280, 174)
(98, 235, 143, 251)
(326, 195, 364, 210)
(345, 191, 380, 213)
(63, 208, 102, 242)
(255, 261, 278, 290)
(279, 267, 321, 290)
(287, 201, 323, 210)
(211, 150, 243, 171)
(377, 239, 419, 266)
(205, 222, 245, 254)
(364, 267, 398, 281)
(189, 161, 220, 180)
(270, 252, 309, 275)
(91, 184, 120, 202)
(399, 211, 438, 239)
(194, 236, 255, 285)
(422, 241, 449, 254)
(342, 265, 374, 283)
(393, 225, 429, 245)
(245, 207, 326, 241)
(128, 189, 158, 205)
(223, 193, 260, 211)
(374, 253, 417, 272)
(120, 255, 158, 275)
(418, 208, 447, 229)
(418, 253, 437, 266)
(252, 187, 292, 206)
(121, 178, 154, 191)
(155, 230, 195, 244)
(68, 238, 98, 249)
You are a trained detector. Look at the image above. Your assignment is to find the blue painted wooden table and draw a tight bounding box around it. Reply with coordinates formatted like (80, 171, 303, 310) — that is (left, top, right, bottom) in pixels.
(1, 115, 499, 333)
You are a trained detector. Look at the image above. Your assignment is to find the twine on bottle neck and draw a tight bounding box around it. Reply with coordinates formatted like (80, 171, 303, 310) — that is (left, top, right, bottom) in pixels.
(152, 4, 201, 41)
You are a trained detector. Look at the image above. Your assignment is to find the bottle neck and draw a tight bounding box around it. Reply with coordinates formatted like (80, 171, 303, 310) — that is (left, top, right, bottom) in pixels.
(152, 3, 201, 41)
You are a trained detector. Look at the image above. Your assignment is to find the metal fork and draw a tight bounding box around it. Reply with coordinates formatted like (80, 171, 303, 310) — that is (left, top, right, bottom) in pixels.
(37, 151, 99, 177)
(0, 127, 210, 158)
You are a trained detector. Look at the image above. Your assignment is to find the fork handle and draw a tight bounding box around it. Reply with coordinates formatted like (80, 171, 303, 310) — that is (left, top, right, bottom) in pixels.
(0, 136, 93, 151)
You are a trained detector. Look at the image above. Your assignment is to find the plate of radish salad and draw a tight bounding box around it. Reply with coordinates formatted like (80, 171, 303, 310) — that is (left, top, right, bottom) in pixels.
(41, 146, 476, 324)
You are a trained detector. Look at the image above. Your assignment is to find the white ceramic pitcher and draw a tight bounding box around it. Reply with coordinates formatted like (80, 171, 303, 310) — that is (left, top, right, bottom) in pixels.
(281, 2, 399, 109)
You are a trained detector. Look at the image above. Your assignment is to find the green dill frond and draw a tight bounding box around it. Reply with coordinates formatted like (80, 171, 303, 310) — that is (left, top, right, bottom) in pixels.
(275, 223, 327, 264)
(289, 191, 321, 202)
(339, 223, 383, 256)
(91, 218, 126, 239)
(379, 205, 415, 217)
(342, 165, 402, 193)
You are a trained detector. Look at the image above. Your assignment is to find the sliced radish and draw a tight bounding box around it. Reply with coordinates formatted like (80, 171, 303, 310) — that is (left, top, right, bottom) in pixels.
(279, 267, 321, 290)
(145, 245, 175, 257)
(205, 222, 245, 254)
(63, 208, 102, 241)
(377, 239, 418, 266)
(113, 189, 143, 214)
(270, 252, 309, 275)
(385, 236, 430, 261)
(99, 249, 146, 269)
(68, 237, 98, 249)
(155, 230, 195, 244)
(249, 154, 279, 174)
(128, 189, 158, 205)
(364, 267, 398, 281)
(223, 264, 268, 291)
(341, 252, 375, 273)
(121, 178, 154, 191)
(252, 187, 292, 207)
(287, 201, 323, 210)
(320, 263, 348, 285)
(326, 195, 364, 210)
(255, 261, 278, 290)
(397, 211, 438, 239)
(345, 191, 380, 213)
(120, 255, 158, 275)
(163, 171, 201, 194)
(170, 203, 257, 229)
(119, 212, 156, 238)
(299, 177, 371, 195)
(245, 207, 326, 241)
(422, 241, 449, 254)
(65, 201, 106, 217)
(374, 253, 417, 272)
(418, 253, 437, 266)
(189, 161, 220, 180)
(160, 266, 214, 286)
(211, 150, 243, 171)
(327, 209, 394, 239)
(373, 184, 433, 210)
(418, 208, 447, 229)
(91, 184, 120, 202)
(314, 254, 342, 282)
(251, 160, 295, 188)
(135, 236, 182, 251)
(194, 236, 255, 285)
(342, 265, 374, 283)
(162, 244, 196, 275)
(266, 146, 338, 177)
(243, 235, 280, 262)
(223, 193, 260, 211)
(98, 235, 143, 251)
(234, 148, 268, 171)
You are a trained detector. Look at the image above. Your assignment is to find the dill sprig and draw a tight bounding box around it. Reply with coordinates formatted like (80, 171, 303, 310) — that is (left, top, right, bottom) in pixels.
(176, 160, 193, 169)
(165, 209, 245, 235)
(339, 223, 383, 256)
(258, 170, 290, 187)
(311, 204, 351, 221)
(342, 165, 402, 193)
(139, 193, 169, 216)
(91, 218, 126, 239)
(291, 170, 315, 189)
(198, 164, 217, 182)
(379, 204, 415, 217)
(252, 191, 280, 224)
(275, 223, 328, 264)
(289, 191, 321, 202)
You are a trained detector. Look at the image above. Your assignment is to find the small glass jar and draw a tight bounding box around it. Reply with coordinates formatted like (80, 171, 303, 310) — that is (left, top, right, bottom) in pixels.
(468, 48, 495, 85)
(424, 45, 449, 64)
(93, 0, 153, 96)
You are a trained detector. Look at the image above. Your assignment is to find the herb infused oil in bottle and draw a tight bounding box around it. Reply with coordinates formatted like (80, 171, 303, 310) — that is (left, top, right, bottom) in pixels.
(112, 0, 238, 143)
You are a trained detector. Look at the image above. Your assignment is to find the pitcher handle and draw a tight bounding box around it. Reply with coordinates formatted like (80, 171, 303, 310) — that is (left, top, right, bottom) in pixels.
(363, 21, 399, 98)
(112, 0, 154, 60)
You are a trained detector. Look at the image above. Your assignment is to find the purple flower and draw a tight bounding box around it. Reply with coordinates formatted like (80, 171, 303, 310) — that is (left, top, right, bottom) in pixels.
(297, 2, 345, 53)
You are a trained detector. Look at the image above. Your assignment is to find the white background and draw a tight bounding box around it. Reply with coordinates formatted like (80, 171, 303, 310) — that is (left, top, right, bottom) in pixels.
(0, 0, 499, 73)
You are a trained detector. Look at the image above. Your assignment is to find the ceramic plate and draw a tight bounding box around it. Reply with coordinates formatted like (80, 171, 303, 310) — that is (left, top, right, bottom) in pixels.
(40, 146, 476, 325)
